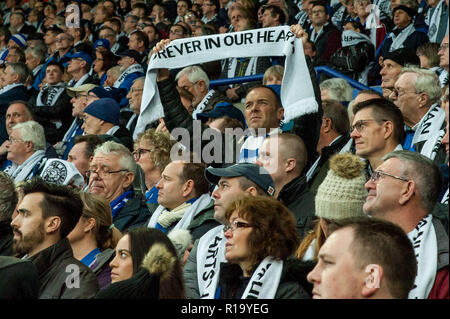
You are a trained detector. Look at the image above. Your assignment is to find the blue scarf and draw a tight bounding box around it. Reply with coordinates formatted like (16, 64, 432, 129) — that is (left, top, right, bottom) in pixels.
(110, 190, 134, 219)
(81, 248, 101, 267)
(62, 121, 84, 160)
(145, 186, 159, 204)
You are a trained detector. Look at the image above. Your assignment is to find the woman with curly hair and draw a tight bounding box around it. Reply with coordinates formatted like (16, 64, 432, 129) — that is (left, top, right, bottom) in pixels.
(133, 129, 179, 205)
(215, 195, 314, 299)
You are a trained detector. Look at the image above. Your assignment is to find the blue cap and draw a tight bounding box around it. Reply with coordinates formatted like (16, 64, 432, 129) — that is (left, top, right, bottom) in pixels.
(89, 87, 126, 103)
(205, 163, 275, 196)
(94, 38, 110, 50)
(84, 98, 120, 125)
(10, 33, 27, 48)
(197, 102, 246, 128)
(70, 51, 93, 65)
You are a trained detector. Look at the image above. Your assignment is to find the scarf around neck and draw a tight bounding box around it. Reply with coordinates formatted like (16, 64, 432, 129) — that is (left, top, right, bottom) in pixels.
(113, 64, 144, 88)
(426, 0, 445, 42)
(10, 150, 46, 183)
(388, 23, 416, 52)
(407, 215, 437, 299)
(240, 257, 283, 299)
(341, 30, 373, 47)
(36, 82, 66, 107)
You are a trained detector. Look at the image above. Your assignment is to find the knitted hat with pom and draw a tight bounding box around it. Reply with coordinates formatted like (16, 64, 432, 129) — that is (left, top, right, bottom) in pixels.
(94, 243, 176, 299)
(315, 153, 368, 220)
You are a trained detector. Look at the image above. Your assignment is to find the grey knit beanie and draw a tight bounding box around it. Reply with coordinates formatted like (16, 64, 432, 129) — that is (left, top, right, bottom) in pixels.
(315, 153, 368, 220)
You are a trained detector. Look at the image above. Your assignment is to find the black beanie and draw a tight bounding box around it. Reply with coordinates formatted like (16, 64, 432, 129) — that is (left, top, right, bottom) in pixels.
(393, 5, 417, 19)
(383, 48, 420, 67)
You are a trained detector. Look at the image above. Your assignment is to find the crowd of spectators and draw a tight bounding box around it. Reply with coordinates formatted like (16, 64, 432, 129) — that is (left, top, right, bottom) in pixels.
(0, 0, 448, 300)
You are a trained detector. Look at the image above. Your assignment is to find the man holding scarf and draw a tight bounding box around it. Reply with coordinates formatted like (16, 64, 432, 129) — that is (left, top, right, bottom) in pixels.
(363, 150, 449, 299)
(392, 67, 447, 164)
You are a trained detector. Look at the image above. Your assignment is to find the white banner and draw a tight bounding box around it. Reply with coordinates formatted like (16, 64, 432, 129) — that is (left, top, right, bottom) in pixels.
(135, 26, 318, 139)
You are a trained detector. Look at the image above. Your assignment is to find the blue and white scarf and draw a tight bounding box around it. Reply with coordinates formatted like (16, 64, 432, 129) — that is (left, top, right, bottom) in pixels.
(110, 190, 134, 219)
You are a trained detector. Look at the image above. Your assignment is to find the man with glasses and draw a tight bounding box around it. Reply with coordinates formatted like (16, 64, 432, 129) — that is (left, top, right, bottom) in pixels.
(305, 1, 341, 66)
(99, 26, 127, 55)
(52, 32, 74, 68)
(2, 121, 47, 183)
(88, 141, 150, 232)
(391, 67, 446, 163)
(67, 51, 98, 88)
(363, 150, 449, 299)
(350, 98, 405, 175)
(125, 77, 145, 135)
(201, 0, 225, 28)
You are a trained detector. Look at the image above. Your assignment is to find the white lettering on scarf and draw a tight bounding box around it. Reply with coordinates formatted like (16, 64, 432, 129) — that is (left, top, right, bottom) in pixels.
(192, 89, 216, 120)
(427, 0, 444, 42)
(36, 83, 66, 107)
(412, 103, 446, 160)
(241, 257, 283, 299)
(198, 226, 227, 299)
(113, 64, 144, 88)
(407, 215, 437, 299)
(136, 26, 318, 139)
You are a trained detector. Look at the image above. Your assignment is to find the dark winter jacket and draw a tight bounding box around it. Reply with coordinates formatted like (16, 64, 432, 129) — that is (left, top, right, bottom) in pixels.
(29, 238, 99, 299)
(307, 23, 342, 66)
(277, 176, 316, 241)
(113, 194, 152, 232)
(0, 256, 40, 299)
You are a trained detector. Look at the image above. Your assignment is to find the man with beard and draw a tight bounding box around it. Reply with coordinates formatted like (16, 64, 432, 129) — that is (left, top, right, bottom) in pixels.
(11, 177, 99, 298)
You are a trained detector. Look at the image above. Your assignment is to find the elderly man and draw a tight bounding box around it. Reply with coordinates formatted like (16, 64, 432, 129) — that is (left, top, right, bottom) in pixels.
(56, 84, 98, 159)
(0, 62, 29, 114)
(67, 51, 98, 87)
(351, 98, 406, 174)
(147, 159, 219, 240)
(363, 150, 449, 299)
(391, 67, 446, 163)
(175, 65, 229, 119)
(307, 217, 417, 299)
(184, 162, 276, 298)
(88, 141, 150, 232)
(256, 133, 316, 240)
(11, 177, 99, 298)
(3, 121, 47, 182)
(379, 48, 420, 98)
(82, 98, 133, 151)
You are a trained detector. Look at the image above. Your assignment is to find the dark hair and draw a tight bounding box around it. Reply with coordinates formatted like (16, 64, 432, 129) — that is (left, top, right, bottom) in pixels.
(125, 227, 185, 299)
(311, 1, 329, 14)
(132, 2, 150, 16)
(328, 217, 417, 299)
(0, 26, 12, 42)
(171, 23, 188, 36)
(96, 48, 120, 72)
(179, 162, 209, 197)
(130, 30, 149, 49)
(236, 176, 267, 196)
(0, 172, 18, 221)
(224, 195, 299, 275)
(262, 4, 286, 25)
(45, 60, 64, 74)
(22, 177, 83, 238)
(353, 98, 405, 144)
(344, 20, 366, 33)
(74, 134, 105, 159)
(416, 42, 441, 68)
(322, 99, 350, 135)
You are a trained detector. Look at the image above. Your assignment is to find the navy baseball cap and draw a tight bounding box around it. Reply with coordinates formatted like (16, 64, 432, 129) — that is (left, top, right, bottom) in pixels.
(94, 38, 110, 50)
(205, 163, 275, 196)
(89, 87, 125, 103)
(70, 51, 93, 65)
(84, 98, 120, 125)
(197, 102, 246, 128)
(118, 49, 142, 64)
